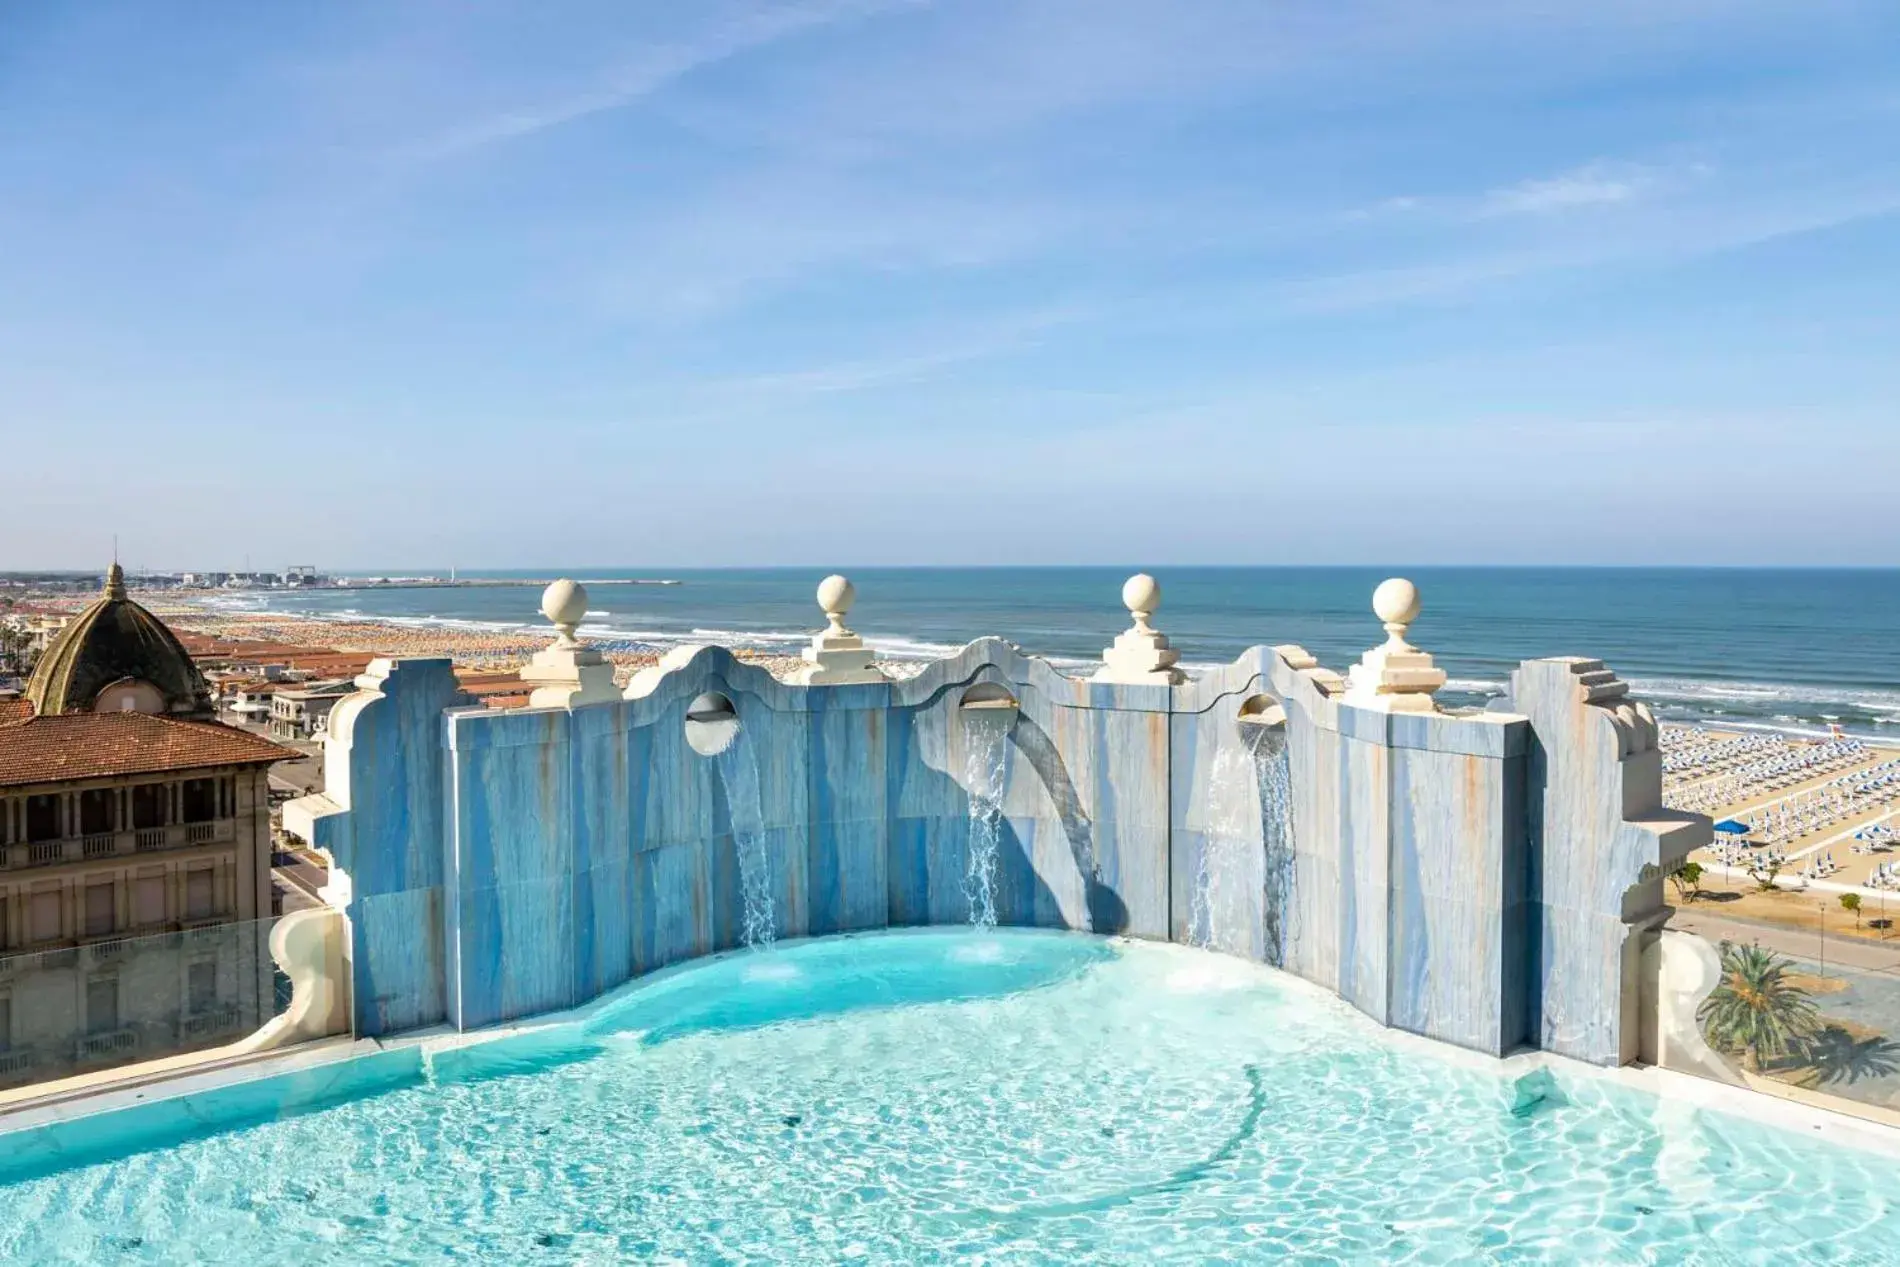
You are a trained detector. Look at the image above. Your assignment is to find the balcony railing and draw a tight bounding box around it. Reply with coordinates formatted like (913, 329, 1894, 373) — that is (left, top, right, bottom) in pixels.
(77, 1029, 138, 1060)
(0, 820, 237, 869)
(182, 1004, 243, 1039)
(86, 939, 129, 964)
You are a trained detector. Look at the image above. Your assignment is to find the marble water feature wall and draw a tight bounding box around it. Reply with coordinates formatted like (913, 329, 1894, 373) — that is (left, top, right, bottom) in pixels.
(285, 578, 1710, 1067)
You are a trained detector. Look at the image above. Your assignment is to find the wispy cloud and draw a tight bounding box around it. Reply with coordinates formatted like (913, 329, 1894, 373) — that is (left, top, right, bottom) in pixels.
(1350, 160, 1679, 224)
(696, 303, 1098, 397)
(1480, 161, 1658, 216)
(399, 0, 915, 161)
(1290, 177, 1900, 313)
(580, 172, 1092, 323)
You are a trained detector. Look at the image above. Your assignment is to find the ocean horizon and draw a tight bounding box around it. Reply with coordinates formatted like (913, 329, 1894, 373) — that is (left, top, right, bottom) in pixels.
(177, 566, 1900, 743)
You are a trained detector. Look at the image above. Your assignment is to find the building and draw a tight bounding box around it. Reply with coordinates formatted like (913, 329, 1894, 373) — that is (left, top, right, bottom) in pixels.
(0, 566, 292, 1086)
(222, 680, 281, 728)
(205, 663, 288, 701)
(13, 613, 74, 657)
(24, 565, 212, 719)
(268, 680, 352, 741)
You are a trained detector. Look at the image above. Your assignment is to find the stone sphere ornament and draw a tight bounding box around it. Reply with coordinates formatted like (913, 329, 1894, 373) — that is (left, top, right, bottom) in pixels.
(816, 574, 856, 630)
(1372, 577, 1421, 640)
(541, 578, 589, 643)
(1122, 573, 1161, 628)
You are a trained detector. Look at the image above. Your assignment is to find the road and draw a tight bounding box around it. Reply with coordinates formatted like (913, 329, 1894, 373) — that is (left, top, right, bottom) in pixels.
(1668, 906, 1900, 976)
(269, 754, 323, 798)
(273, 848, 330, 913)
(233, 723, 331, 914)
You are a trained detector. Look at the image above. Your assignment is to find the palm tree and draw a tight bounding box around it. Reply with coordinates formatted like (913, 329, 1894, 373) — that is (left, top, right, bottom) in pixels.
(1698, 941, 1821, 1073)
(0, 622, 26, 675)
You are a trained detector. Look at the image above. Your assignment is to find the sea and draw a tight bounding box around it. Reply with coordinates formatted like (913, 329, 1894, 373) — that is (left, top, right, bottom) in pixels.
(192, 567, 1900, 743)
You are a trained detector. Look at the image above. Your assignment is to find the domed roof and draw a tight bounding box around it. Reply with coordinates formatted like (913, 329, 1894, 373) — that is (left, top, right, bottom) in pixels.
(24, 564, 212, 717)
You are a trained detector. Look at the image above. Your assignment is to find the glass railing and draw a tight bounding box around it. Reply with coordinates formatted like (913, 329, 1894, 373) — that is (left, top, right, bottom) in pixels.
(0, 917, 297, 1093)
(1654, 924, 1900, 1125)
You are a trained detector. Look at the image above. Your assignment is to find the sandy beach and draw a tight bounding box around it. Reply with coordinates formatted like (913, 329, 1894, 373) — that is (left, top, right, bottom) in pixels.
(19, 588, 921, 686)
(1666, 726, 1900, 935)
(21, 587, 1899, 875)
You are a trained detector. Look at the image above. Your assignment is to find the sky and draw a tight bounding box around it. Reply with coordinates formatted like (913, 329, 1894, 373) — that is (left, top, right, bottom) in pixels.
(2, 0, 1897, 570)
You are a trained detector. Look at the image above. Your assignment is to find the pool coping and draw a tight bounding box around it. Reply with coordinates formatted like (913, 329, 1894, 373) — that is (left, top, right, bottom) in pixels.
(5, 930, 1900, 1170)
(0, 926, 1085, 1146)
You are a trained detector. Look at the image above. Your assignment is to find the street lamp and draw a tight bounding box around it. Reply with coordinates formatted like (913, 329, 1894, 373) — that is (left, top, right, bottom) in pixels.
(1819, 901, 1828, 979)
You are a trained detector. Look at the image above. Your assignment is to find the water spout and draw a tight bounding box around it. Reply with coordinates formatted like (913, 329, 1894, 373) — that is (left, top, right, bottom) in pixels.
(714, 736, 775, 948)
(1189, 723, 1293, 962)
(962, 709, 1011, 930)
(1256, 728, 1294, 968)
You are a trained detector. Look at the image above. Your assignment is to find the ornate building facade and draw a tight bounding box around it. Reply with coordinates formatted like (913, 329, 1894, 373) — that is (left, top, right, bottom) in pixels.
(0, 567, 290, 1087)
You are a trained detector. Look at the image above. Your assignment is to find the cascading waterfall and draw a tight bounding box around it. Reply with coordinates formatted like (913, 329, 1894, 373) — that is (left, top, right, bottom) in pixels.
(714, 736, 776, 948)
(962, 710, 1012, 929)
(1189, 723, 1294, 961)
(1255, 727, 1294, 968)
(1188, 737, 1261, 956)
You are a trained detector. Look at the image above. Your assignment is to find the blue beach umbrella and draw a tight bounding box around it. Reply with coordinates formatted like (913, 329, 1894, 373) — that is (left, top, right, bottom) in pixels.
(1714, 819, 1751, 835)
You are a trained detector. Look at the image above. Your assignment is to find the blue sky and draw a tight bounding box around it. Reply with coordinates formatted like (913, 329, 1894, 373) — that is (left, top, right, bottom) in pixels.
(2, 1, 1897, 569)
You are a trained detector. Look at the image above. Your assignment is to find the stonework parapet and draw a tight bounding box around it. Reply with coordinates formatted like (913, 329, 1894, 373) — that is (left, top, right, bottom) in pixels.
(519, 579, 618, 709)
(794, 575, 887, 686)
(1093, 574, 1186, 686)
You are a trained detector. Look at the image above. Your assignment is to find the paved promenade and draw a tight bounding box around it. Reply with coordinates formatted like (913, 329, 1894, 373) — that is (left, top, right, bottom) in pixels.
(1667, 906, 1900, 976)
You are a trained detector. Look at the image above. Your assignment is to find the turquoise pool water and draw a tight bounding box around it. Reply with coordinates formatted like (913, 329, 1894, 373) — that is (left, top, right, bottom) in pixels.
(2, 930, 1896, 1263)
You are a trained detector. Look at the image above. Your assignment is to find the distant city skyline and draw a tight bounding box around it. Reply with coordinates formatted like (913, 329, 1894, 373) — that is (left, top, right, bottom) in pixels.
(3, 1, 1897, 567)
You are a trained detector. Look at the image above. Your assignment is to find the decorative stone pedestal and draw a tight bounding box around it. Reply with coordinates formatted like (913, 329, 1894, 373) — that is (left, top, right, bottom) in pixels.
(1343, 577, 1446, 713)
(520, 578, 619, 708)
(795, 575, 886, 686)
(1092, 574, 1186, 686)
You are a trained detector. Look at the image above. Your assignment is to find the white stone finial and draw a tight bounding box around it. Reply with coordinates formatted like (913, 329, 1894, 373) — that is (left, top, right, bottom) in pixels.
(1344, 576, 1446, 713)
(1122, 573, 1160, 634)
(816, 573, 856, 636)
(1371, 577, 1421, 647)
(796, 573, 885, 685)
(520, 578, 617, 708)
(541, 578, 589, 648)
(1094, 572, 1185, 686)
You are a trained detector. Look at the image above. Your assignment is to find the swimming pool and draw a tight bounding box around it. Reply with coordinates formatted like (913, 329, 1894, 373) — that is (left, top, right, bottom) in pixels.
(2, 930, 1893, 1262)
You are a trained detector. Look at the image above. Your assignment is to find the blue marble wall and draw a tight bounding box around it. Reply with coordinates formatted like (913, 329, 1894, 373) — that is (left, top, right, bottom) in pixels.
(288, 639, 1705, 1065)
(284, 657, 470, 1037)
(1509, 658, 1709, 1065)
(1163, 649, 1532, 1055)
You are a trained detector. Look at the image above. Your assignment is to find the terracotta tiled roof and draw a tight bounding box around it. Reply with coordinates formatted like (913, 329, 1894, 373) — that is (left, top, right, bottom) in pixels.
(0, 699, 33, 726)
(0, 713, 293, 787)
(459, 678, 532, 698)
